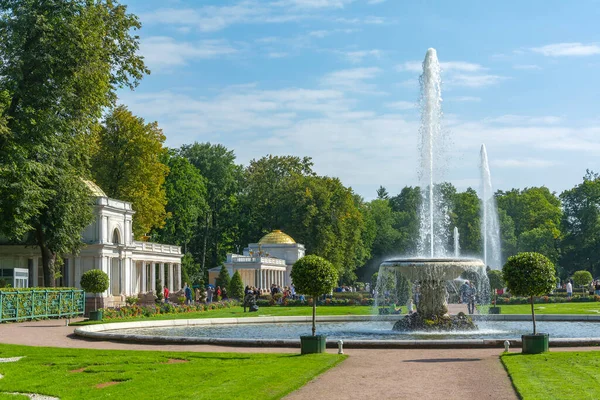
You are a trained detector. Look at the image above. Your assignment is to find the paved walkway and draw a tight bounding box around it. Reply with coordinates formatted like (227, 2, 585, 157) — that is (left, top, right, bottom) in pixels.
(3, 318, 590, 400)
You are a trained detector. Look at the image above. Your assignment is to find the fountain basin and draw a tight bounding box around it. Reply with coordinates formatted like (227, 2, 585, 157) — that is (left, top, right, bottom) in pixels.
(380, 258, 485, 281)
(74, 315, 600, 349)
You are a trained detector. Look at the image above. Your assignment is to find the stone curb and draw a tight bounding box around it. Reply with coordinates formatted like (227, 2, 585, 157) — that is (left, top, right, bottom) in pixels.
(73, 314, 600, 349)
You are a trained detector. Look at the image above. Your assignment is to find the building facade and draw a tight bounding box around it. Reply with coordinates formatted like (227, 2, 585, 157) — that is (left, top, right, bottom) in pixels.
(0, 181, 183, 307)
(209, 230, 305, 292)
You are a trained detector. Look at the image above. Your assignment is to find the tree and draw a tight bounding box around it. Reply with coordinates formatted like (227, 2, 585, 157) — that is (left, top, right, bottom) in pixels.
(215, 266, 231, 293)
(487, 269, 505, 306)
(229, 270, 244, 300)
(0, 0, 147, 285)
(180, 143, 240, 277)
(80, 269, 110, 311)
(572, 270, 593, 295)
(291, 255, 338, 336)
(376, 186, 389, 200)
(502, 252, 556, 335)
(153, 151, 208, 248)
(452, 188, 481, 255)
(92, 105, 168, 238)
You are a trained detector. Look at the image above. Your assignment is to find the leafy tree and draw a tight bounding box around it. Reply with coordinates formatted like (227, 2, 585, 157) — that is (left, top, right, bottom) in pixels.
(560, 171, 600, 277)
(502, 252, 556, 334)
(452, 188, 481, 255)
(389, 186, 421, 254)
(291, 255, 338, 336)
(229, 270, 244, 300)
(153, 151, 207, 249)
(180, 143, 240, 277)
(497, 208, 517, 262)
(0, 0, 147, 285)
(487, 269, 505, 292)
(215, 265, 231, 292)
(92, 105, 168, 238)
(376, 185, 389, 200)
(80, 269, 110, 311)
(572, 270, 593, 295)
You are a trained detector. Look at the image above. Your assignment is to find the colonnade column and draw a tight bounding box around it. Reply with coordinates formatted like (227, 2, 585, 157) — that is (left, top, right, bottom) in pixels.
(168, 263, 174, 291)
(141, 261, 147, 293)
(151, 262, 156, 294)
(177, 264, 182, 290)
(159, 263, 165, 290)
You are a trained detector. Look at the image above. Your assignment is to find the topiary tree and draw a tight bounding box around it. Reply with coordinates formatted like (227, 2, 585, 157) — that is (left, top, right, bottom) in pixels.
(215, 265, 231, 292)
(291, 255, 338, 336)
(229, 270, 244, 300)
(80, 269, 110, 311)
(572, 270, 593, 295)
(487, 269, 505, 306)
(502, 252, 556, 334)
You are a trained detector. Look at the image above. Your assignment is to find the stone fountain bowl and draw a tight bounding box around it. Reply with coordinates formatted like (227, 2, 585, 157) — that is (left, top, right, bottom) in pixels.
(380, 258, 485, 281)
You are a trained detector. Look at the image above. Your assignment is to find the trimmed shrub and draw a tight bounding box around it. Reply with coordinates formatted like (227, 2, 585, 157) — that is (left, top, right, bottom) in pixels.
(229, 271, 244, 300)
(80, 270, 110, 311)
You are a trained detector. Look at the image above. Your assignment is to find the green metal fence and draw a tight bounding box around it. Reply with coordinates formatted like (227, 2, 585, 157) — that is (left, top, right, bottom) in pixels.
(0, 289, 85, 322)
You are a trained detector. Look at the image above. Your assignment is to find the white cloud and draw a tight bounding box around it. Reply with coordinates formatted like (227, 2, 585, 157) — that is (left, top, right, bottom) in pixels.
(339, 49, 382, 63)
(484, 115, 562, 125)
(140, 37, 237, 69)
(531, 42, 600, 57)
(513, 64, 541, 70)
(448, 74, 506, 88)
(386, 101, 415, 110)
(271, 0, 354, 9)
(492, 158, 558, 168)
(447, 96, 481, 102)
(320, 67, 383, 93)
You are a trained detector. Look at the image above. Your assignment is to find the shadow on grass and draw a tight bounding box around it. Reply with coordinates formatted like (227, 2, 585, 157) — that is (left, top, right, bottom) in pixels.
(404, 358, 482, 363)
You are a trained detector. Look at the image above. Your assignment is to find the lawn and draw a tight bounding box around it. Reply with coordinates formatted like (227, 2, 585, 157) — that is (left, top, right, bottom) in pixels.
(492, 302, 600, 315)
(501, 351, 600, 400)
(0, 344, 345, 400)
(71, 305, 378, 326)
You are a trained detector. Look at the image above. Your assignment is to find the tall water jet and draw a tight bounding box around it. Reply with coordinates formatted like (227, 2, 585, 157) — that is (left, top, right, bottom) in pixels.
(480, 144, 502, 269)
(454, 227, 460, 258)
(417, 48, 449, 257)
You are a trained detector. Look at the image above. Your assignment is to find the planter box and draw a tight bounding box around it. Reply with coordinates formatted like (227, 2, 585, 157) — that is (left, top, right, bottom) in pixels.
(300, 335, 327, 354)
(88, 310, 103, 321)
(489, 306, 501, 314)
(522, 333, 549, 354)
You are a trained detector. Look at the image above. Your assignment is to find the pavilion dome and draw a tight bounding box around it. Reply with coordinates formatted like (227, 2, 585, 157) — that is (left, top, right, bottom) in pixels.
(258, 230, 296, 245)
(82, 179, 107, 197)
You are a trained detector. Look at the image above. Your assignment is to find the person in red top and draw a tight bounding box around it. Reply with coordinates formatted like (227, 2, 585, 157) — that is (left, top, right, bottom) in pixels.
(216, 286, 222, 299)
(163, 286, 170, 303)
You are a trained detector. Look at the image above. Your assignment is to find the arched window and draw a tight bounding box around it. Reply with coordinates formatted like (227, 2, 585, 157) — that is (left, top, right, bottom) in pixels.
(112, 228, 121, 245)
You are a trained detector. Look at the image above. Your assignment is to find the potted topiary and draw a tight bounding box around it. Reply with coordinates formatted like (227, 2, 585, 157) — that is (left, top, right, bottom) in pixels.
(502, 252, 556, 354)
(487, 269, 505, 314)
(291, 255, 338, 354)
(80, 269, 110, 321)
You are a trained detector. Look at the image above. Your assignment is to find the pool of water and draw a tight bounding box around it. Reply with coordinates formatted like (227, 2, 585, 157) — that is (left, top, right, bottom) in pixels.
(112, 320, 600, 340)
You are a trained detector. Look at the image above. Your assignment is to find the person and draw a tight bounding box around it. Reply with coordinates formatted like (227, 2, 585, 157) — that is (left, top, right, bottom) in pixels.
(207, 286, 214, 303)
(195, 287, 201, 303)
(216, 286, 222, 300)
(163, 286, 170, 303)
(221, 287, 228, 300)
(414, 285, 421, 306)
(566, 281, 573, 299)
(406, 298, 414, 314)
(460, 280, 469, 304)
(290, 284, 296, 300)
(595, 280, 600, 296)
(184, 283, 192, 305)
(467, 281, 477, 315)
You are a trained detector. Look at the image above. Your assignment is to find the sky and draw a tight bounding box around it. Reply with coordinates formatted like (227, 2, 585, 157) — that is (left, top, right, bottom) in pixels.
(120, 0, 600, 200)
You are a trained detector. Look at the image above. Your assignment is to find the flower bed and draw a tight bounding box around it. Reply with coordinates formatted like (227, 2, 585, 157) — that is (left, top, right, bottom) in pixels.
(100, 300, 237, 320)
(496, 294, 600, 305)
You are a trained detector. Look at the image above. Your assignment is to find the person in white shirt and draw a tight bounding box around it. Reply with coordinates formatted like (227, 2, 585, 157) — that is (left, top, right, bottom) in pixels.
(566, 281, 573, 299)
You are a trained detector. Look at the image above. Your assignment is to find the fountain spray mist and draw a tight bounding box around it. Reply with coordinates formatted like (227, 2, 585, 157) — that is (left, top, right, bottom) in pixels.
(480, 144, 502, 269)
(417, 48, 449, 257)
(453, 227, 460, 258)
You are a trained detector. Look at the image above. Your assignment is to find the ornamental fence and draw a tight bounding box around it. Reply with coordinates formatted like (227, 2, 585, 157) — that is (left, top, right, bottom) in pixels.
(0, 289, 85, 322)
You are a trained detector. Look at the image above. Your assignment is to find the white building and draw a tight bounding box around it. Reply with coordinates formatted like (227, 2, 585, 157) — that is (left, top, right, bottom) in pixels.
(209, 230, 305, 291)
(0, 180, 183, 307)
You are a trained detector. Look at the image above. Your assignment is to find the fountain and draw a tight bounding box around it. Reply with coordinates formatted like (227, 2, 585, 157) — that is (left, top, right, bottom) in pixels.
(453, 227, 460, 258)
(378, 48, 488, 332)
(480, 144, 502, 269)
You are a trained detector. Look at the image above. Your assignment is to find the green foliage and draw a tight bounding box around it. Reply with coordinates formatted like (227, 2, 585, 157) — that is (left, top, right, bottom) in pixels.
(502, 252, 556, 297)
(572, 270, 593, 288)
(215, 265, 231, 290)
(229, 271, 244, 300)
(91, 105, 168, 238)
(452, 188, 481, 254)
(291, 255, 339, 297)
(487, 269, 505, 291)
(80, 270, 110, 295)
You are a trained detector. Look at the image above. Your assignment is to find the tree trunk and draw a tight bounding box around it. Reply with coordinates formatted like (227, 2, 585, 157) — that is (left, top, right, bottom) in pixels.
(530, 295, 536, 335)
(312, 299, 317, 336)
(36, 225, 56, 287)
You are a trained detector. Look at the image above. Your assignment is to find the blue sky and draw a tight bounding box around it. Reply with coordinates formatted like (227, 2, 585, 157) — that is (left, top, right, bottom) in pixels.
(120, 0, 600, 199)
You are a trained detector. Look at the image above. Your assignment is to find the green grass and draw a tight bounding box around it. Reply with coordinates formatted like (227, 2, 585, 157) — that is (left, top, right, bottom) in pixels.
(71, 305, 377, 326)
(502, 351, 600, 400)
(490, 302, 600, 315)
(0, 344, 345, 400)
